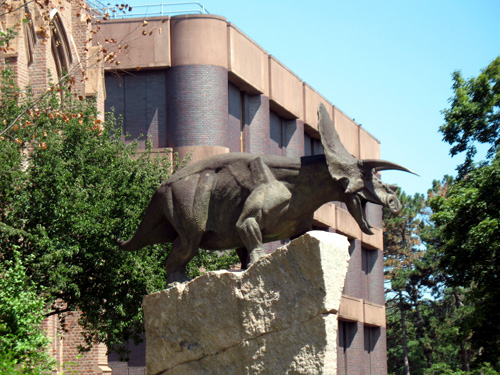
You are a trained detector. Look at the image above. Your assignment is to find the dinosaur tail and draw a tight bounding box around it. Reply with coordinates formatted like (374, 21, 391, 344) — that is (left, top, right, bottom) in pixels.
(117, 187, 176, 251)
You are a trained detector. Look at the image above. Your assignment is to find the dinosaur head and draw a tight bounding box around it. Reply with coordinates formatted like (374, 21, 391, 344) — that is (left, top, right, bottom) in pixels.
(318, 103, 416, 235)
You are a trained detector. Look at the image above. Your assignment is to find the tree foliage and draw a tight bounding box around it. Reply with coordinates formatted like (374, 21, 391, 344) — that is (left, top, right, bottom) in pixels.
(384, 180, 481, 375)
(0, 248, 55, 374)
(431, 154, 500, 366)
(0, 69, 238, 365)
(386, 56, 500, 375)
(440, 56, 500, 177)
(433, 55, 500, 368)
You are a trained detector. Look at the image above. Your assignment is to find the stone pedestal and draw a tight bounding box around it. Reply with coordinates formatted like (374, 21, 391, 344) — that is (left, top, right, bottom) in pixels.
(143, 231, 350, 375)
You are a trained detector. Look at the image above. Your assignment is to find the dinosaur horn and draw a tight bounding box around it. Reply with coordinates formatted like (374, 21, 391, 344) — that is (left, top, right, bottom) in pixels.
(362, 159, 419, 175)
(318, 103, 355, 163)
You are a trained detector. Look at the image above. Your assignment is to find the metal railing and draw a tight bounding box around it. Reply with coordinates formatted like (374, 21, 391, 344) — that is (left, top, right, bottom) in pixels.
(88, 1, 209, 19)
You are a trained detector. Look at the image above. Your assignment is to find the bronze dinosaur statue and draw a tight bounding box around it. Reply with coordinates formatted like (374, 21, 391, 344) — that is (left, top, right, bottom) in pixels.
(118, 103, 414, 284)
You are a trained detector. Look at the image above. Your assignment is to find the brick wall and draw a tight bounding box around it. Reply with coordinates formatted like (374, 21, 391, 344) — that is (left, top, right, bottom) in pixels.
(366, 249, 385, 305)
(166, 65, 228, 148)
(246, 94, 270, 155)
(228, 82, 243, 152)
(285, 118, 304, 157)
(41, 312, 111, 374)
(343, 239, 364, 299)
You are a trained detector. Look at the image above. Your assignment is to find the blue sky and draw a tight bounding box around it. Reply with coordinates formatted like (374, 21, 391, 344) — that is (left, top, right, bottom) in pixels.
(130, 0, 500, 196)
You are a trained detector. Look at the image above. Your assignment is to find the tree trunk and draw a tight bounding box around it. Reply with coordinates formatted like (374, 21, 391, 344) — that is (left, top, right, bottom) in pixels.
(412, 288, 433, 368)
(399, 291, 411, 375)
(453, 290, 470, 372)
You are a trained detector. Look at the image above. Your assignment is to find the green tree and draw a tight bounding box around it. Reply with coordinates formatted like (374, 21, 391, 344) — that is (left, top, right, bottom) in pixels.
(384, 190, 426, 375)
(430, 55, 500, 369)
(384, 181, 474, 375)
(431, 156, 500, 367)
(440, 56, 500, 177)
(0, 69, 238, 363)
(0, 248, 54, 374)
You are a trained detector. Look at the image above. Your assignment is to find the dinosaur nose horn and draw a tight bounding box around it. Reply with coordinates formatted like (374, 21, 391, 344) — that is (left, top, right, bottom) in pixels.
(386, 194, 402, 214)
(361, 159, 418, 175)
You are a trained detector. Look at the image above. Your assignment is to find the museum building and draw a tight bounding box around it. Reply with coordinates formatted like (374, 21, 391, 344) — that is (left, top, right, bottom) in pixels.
(98, 12, 388, 375)
(1, 2, 387, 373)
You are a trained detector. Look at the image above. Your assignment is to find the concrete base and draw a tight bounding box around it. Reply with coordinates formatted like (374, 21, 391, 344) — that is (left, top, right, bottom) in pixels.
(143, 231, 350, 375)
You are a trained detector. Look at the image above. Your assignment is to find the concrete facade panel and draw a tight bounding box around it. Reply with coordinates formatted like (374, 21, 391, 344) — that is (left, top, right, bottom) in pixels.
(333, 106, 360, 158)
(303, 84, 332, 130)
(269, 56, 304, 119)
(362, 227, 383, 250)
(339, 295, 364, 323)
(313, 203, 336, 228)
(96, 18, 171, 70)
(170, 15, 228, 67)
(335, 206, 362, 239)
(175, 145, 230, 164)
(228, 24, 269, 95)
(359, 126, 380, 159)
(364, 302, 386, 328)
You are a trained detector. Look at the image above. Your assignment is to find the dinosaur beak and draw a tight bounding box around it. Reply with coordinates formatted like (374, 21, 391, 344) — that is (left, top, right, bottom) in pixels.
(345, 194, 373, 235)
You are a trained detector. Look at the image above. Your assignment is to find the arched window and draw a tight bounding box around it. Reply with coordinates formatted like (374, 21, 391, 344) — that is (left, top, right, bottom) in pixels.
(23, 0, 37, 65)
(49, 9, 73, 77)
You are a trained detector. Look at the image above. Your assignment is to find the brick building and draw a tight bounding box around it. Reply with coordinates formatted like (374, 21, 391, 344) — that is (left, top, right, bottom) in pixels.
(1, 2, 387, 372)
(0, 0, 105, 113)
(97, 12, 388, 375)
(0, 1, 109, 373)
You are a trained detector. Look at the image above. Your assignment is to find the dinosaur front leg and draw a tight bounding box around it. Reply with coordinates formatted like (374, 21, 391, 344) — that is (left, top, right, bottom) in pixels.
(236, 216, 267, 267)
(236, 180, 291, 267)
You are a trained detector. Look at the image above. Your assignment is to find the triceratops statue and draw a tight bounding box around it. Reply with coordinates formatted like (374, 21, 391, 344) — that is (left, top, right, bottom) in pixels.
(118, 104, 413, 284)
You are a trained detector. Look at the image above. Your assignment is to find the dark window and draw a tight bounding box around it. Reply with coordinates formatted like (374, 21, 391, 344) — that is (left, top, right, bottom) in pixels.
(228, 83, 245, 152)
(304, 133, 323, 156)
(50, 10, 73, 77)
(23, 1, 36, 65)
(364, 325, 381, 374)
(104, 71, 167, 149)
(338, 320, 358, 375)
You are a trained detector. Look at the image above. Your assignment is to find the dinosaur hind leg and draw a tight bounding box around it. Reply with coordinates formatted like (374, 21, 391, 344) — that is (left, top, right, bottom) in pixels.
(236, 247, 249, 269)
(165, 236, 200, 285)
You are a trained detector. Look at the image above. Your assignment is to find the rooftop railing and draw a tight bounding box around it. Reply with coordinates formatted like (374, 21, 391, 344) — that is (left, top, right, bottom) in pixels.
(88, 1, 209, 19)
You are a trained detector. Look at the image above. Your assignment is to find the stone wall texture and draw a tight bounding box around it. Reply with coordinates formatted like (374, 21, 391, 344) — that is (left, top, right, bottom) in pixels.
(143, 231, 350, 375)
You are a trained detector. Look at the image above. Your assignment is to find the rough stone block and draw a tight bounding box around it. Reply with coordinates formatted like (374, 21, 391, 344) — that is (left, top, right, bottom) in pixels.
(143, 231, 350, 375)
